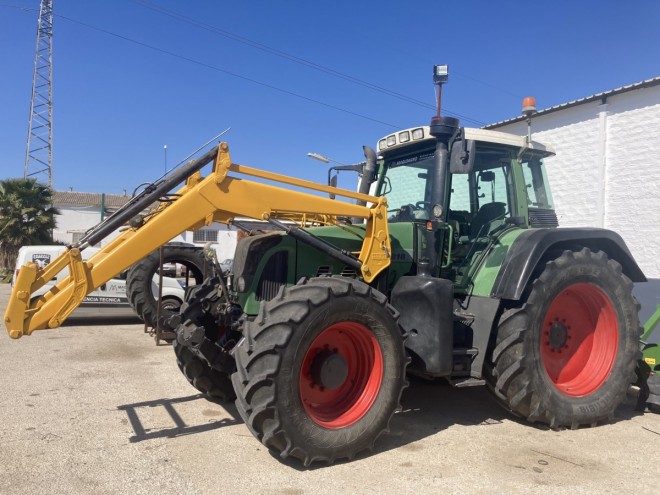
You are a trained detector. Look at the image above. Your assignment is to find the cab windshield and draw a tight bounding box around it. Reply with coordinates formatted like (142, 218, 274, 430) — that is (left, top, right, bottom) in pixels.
(379, 144, 517, 230)
(378, 151, 435, 222)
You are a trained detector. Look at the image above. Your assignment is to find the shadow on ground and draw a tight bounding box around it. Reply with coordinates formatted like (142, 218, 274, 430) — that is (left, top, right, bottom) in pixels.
(276, 376, 645, 470)
(118, 394, 241, 442)
(119, 377, 645, 469)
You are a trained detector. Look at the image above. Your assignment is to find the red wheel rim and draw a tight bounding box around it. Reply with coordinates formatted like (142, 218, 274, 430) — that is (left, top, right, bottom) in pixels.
(541, 283, 618, 397)
(299, 322, 383, 429)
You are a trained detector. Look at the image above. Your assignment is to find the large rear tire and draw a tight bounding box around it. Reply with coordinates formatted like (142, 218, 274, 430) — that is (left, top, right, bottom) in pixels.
(126, 245, 206, 329)
(486, 248, 641, 428)
(232, 277, 407, 466)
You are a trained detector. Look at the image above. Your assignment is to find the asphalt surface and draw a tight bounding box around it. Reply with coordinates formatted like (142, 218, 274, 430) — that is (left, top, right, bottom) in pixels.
(1, 283, 658, 495)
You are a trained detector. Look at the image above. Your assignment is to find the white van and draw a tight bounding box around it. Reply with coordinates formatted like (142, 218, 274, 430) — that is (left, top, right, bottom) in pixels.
(12, 245, 186, 318)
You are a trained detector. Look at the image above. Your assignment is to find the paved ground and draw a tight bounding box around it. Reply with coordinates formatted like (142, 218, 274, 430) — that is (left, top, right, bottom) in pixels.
(1, 283, 658, 495)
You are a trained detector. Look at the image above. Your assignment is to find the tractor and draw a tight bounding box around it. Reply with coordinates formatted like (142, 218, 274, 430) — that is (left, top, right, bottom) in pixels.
(5, 66, 644, 466)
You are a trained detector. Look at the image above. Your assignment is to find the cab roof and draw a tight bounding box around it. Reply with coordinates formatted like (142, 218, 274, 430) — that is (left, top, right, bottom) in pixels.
(378, 126, 555, 156)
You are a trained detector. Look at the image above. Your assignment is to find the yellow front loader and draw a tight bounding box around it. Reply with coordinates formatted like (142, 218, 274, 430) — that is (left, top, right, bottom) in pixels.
(5, 142, 390, 338)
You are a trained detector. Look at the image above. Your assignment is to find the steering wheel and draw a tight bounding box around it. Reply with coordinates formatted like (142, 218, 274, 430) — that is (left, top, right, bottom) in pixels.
(395, 203, 429, 222)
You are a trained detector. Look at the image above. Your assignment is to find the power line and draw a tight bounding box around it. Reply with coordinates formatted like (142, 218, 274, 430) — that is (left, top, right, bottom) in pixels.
(2, 3, 487, 129)
(1, 5, 402, 130)
(127, 0, 486, 126)
(58, 14, 406, 130)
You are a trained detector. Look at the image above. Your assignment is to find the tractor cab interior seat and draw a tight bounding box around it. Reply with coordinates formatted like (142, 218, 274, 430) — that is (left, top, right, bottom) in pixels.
(469, 202, 506, 238)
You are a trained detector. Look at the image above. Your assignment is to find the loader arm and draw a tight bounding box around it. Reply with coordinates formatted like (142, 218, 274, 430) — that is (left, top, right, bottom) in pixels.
(5, 142, 391, 338)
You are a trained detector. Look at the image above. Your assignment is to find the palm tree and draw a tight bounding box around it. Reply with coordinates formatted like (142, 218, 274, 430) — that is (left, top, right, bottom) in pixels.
(0, 178, 59, 273)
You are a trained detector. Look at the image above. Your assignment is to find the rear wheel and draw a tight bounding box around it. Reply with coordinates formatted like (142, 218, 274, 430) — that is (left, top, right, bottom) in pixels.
(486, 248, 641, 428)
(232, 277, 407, 466)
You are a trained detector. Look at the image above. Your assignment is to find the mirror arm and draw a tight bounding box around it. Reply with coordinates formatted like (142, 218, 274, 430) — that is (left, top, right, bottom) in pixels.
(327, 163, 365, 186)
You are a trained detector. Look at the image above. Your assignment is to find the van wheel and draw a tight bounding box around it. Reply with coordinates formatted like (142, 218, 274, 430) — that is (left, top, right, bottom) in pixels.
(126, 246, 206, 330)
(160, 297, 182, 313)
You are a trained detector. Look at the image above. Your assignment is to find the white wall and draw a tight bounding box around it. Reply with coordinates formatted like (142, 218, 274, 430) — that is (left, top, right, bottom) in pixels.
(492, 85, 660, 279)
(55, 208, 238, 256)
(177, 223, 238, 259)
(53, 205, 104, 244)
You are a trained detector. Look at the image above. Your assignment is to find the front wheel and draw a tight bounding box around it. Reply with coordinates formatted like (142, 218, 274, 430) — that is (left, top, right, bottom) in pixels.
(232, 277, 407, 466)
(173, 338, 235, 401)
(486, 248, 641, 428)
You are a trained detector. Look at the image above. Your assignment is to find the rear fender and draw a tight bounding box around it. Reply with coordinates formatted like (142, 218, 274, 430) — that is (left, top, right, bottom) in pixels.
(491, 228, 646, 301)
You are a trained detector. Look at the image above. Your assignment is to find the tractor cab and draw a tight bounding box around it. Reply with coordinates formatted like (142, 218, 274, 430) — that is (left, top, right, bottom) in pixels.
(375, 126, 556, 290)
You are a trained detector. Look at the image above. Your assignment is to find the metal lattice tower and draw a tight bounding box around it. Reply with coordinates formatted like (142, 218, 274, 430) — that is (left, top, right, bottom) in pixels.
(24, 0, 53, 186)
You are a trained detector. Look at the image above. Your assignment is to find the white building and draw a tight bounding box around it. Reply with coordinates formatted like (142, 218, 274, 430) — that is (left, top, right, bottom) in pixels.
(53, 191, 246, 260)
(53, 191, 132, 245)
(485, 77, 660, 319)
(485, 78, 660, 277)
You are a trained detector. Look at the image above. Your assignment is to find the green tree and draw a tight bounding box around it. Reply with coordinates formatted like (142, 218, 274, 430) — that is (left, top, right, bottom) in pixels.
(0, 178, 59, 273)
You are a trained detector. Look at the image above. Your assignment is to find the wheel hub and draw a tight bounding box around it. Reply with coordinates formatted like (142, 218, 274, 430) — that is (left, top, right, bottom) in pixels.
(311, 349, 348, 390)
(541, 283, 619, 397)
(548, 322, 568, 350)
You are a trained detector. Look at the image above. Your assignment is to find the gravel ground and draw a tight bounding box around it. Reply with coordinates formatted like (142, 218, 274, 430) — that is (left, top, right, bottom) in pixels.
(1, 283, 658, 494)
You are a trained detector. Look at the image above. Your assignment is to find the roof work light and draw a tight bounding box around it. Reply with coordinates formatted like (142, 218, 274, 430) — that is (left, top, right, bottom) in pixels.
(433, 65, 448, 84)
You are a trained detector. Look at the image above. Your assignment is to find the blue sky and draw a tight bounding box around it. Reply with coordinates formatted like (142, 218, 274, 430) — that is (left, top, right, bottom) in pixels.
(1, 0, 658, 194)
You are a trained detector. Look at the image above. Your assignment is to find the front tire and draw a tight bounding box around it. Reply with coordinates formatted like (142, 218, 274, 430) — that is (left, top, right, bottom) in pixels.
(232, 277, 407, 466)
(173, 338, 235, 401)
(486, 248, 641, 428)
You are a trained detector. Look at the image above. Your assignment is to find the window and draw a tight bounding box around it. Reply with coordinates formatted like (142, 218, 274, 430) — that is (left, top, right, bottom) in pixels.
(193, 229, 218, 243)
(521, 155, 554, 209)
(449, 174, 471, 213)
(379, 152, 434, 222)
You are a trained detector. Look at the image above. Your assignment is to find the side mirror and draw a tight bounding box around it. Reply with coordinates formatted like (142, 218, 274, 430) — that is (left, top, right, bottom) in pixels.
(450, 137, 475, 174)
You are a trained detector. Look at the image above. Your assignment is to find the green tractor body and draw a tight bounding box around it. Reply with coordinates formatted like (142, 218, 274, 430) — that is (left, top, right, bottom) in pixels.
(173, 108, 645, 466)
(638, 305, 660, 410)
(228, 124, 644, 383)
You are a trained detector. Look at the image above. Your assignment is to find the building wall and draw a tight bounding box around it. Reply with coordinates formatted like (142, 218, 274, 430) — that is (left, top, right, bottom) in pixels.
(53, 205, 105, 245)
(177, 223, 238, 260)
(54, 205, 239, 256)
(491, 85, 660, 280)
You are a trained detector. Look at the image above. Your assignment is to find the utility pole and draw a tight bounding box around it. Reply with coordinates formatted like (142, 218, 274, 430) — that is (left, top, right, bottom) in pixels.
(24, 0, 54, 186)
